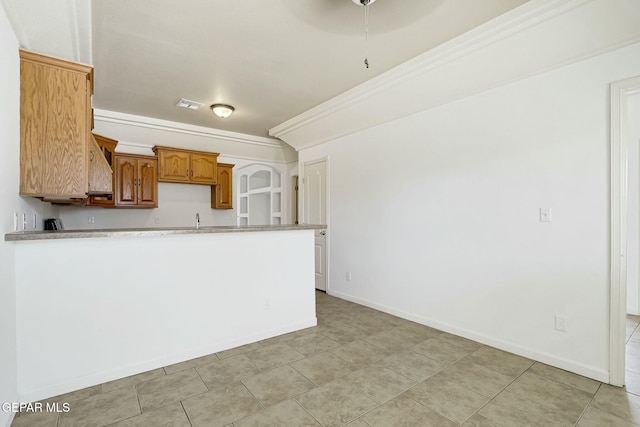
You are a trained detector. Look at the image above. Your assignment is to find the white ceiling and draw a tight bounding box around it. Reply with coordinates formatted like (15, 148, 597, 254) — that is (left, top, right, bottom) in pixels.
(1, 0, 528, 139)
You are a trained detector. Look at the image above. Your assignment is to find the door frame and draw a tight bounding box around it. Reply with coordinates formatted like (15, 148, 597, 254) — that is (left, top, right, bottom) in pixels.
(291, 175, 299, 224)
(301, 157, 330, 292)
(610, 75, 640, 386)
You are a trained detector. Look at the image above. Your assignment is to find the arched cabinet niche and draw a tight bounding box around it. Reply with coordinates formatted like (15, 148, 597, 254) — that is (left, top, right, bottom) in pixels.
(236, 164, 283, 226)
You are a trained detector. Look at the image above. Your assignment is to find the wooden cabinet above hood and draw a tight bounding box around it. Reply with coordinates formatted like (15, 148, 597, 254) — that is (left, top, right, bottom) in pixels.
(19, 49, 112, 200)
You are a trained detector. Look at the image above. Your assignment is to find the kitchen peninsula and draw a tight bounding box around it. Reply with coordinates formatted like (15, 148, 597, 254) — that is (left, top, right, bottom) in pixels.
(6, 224, 323, 402)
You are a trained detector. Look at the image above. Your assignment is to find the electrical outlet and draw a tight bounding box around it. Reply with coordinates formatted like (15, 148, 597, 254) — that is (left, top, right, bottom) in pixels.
(88, 216, 95, 224)
(346, 272, 352, 281)
(22, 213, 27, 230)
(32, 213, 37, 229)
(555, 314, 567, 332)
(13, 212, 18, 231)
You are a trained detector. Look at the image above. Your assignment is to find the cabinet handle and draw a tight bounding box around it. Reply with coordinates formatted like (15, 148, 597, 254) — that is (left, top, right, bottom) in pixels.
(186, 170, 189, 177)
(134, 178, 137, 185)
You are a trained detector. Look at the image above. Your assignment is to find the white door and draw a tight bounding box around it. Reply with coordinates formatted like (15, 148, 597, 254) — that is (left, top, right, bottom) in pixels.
(303, 159, 327, 291)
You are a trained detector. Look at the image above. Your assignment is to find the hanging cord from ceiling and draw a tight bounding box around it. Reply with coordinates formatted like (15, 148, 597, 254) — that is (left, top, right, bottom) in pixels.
(364, 0, 370, 68)
(353, 0, 375, 69)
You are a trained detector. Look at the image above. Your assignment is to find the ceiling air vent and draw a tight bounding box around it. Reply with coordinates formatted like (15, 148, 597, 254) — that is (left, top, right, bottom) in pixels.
(176, 98, 203, 110)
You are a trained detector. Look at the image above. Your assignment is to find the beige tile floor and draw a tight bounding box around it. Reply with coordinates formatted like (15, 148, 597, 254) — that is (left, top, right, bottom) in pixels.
(12, 292, 640, 427)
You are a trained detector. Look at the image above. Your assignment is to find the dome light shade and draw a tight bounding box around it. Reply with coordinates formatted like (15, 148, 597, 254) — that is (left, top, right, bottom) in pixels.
(210, 104, 235, 118)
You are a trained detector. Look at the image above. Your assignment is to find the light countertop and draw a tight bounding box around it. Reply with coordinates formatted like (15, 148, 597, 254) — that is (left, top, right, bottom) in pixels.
(5, 224, 326, 241)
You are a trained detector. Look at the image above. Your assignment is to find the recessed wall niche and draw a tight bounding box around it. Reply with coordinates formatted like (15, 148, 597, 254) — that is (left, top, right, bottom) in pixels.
(236, 164, 283, 225)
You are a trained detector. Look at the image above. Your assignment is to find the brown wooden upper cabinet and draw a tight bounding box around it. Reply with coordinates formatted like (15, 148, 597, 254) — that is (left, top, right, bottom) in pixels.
(153, 146, 219, 185)
(114, 154, 158, 208)
(211, 163, 234, 209)
(19, 49, 112, 198)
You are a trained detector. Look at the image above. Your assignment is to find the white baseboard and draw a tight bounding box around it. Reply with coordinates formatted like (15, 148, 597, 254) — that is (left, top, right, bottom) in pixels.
(18, 317, 316, 403)
(329, 290, 609, 383)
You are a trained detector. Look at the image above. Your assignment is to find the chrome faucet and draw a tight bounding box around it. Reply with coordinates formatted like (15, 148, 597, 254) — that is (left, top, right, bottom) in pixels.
(196, 213, 200, 229)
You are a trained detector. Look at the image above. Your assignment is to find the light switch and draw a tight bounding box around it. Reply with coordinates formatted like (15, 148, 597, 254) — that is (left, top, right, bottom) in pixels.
(540, 208, 552, 222)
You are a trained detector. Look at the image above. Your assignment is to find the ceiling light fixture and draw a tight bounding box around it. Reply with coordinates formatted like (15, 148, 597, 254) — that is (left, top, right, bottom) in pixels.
(210, 104, 235, 119)
(351, 0, 377, 69)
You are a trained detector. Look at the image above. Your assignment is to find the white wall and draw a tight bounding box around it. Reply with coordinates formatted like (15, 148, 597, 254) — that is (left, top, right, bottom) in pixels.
(628, 93, 640, 314)
(58, 115, 297, 229)
(0, 5, 58, 426)
(299, 42, 640, 382)
(0, 12, 19, 427)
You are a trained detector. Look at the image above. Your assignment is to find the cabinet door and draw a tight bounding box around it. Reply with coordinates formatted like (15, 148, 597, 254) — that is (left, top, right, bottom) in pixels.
(190, 153, 218, 184)
(20, 53, 89, 198)
(158, 149, 190, 183)
(212, 163, 233, 209)
(137, 159, 158, 207)
(115, 157, 138, 205)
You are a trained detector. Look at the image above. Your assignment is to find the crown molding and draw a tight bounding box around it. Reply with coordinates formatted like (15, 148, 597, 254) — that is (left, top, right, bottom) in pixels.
(95, 109, 285, 149)
(270, 0, 575, 138)
(115, 141, 294, 165)
(0, 0, 91, 64)
(270, 0, 640, 150)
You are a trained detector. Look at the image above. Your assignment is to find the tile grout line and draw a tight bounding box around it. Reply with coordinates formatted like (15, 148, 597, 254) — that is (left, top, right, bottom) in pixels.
(488, 366, 601, 425)
(290, 398, 326, 426)
(238, 379, 266, 411)
(288, 335, 417, 426)
(313, 347, 432, 425)
(458, 362, 533, 425)
(396, 345, 495, 424)
(288, 358, 326, 387)
(573, 382, 603, 426)
(192, 366, 211, 393)
(134, 388, 142, 418)
(346, 403, 380, 426)
(526, 368, 600, 394)
(179, 400, 194, 427)
(291, 347, 415, 424)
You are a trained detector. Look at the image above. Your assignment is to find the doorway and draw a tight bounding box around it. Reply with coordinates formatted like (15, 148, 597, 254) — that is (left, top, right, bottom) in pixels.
(627, 93, 640, 317)
(610, 75, 640, 386)
(302, 158, 328, 291)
